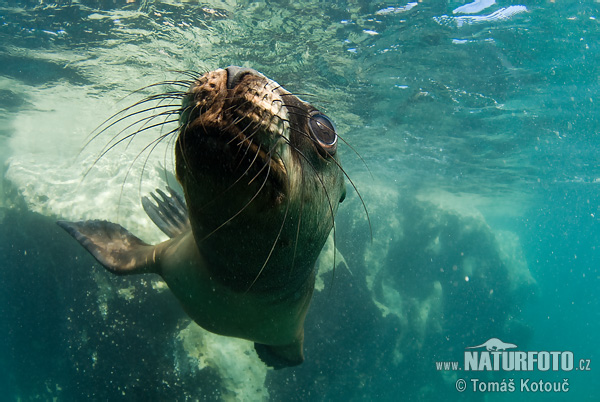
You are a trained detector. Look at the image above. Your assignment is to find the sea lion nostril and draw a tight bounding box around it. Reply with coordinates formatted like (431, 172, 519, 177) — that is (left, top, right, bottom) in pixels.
(225, 66, 260, 89)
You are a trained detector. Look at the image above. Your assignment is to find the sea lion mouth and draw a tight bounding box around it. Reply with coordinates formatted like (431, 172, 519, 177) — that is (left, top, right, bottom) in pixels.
(176, 67, 290, 194)
(184, 128, 287, 190)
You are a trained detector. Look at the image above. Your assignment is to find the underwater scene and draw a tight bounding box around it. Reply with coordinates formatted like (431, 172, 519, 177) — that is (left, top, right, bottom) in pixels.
(0, 0, 598, 400)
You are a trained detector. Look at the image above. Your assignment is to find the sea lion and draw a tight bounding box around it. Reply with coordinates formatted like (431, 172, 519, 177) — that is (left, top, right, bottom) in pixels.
(57, 66, 347, 369)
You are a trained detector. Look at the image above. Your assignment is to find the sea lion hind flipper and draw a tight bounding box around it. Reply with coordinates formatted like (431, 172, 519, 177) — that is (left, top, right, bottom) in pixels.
(142, 187, 190, 238)
(254, 342, 304, 370)
(57, 220, 158, 275)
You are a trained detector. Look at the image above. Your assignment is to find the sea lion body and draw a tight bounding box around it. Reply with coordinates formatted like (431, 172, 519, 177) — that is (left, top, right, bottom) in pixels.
(158, 231, 311, 348)
(58, 67, 346, 368)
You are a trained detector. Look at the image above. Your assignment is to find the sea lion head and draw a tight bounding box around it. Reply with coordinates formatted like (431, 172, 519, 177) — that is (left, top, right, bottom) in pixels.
(175, 66, 346, 291)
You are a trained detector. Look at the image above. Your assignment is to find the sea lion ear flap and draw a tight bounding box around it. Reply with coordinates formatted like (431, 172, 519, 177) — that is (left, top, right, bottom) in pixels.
(254, 341, 304, 370)
(57, 220, 158, 275)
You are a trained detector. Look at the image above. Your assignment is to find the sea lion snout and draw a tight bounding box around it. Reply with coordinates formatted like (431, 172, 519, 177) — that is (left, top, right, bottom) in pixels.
(177, 68, 290, 188)
(225, 66, 263, 90)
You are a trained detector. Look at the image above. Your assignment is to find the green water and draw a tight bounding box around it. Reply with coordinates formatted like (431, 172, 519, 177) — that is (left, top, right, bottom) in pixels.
(1, 1, 598, 400)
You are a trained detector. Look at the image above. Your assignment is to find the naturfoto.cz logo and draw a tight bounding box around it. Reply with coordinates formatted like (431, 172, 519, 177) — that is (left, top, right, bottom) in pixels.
(435, 337, 592, 394)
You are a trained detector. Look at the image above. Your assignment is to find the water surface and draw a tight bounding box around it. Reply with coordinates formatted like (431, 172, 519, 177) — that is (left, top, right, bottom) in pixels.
(1, 1, 598, 400)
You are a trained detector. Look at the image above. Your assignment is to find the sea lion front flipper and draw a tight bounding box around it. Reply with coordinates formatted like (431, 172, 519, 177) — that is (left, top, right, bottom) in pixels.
(142, 187, 190, 238)
(254, 341, 304, 370)
(57, 220, 158, 275)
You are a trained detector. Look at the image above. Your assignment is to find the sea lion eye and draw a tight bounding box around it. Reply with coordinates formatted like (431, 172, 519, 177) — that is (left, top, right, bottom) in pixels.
(308, 113, 337, 155)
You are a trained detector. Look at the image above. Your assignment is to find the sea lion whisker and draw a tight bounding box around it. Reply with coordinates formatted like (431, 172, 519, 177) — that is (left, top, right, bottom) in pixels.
(233, 130, 251, 148)
(111, 93, 186, 118)
(82, 102, 182, 156)
(222, 97, 253, 113)
(195, 104, 212, 141)
(196, 151, 272, 244)
(283, 121, 363, 176)
(281, 132, 338, 213)
(269, 85, 304, 97)
(82, 117, 179, 181)
(87, 104, 181, 149)
(99, 109, 181, 156)
(278, 135, 341, 287)
(281, 93, 318, 98)
(228, 112, 246, 126)
(283, 124, 324, 151)
(137, 129, 179, 197)
(239, 123, 261, 144)
(120, 92, 187, 116)
(245, 171, 290, 293)
(82, 74, 188, 160)
(115, 128, 178, 220)
(134, 136, 171, 202)
(80, 88, 185, 186)
(231, 133, 248, 158)
(231, 115, 262, 154)
(96, 117, 179, 162)
(284, 121, 373, 203)
(246, 144, 271, 186)
(161, 125, 181, 186)
(135, 80, 194, 91)
(270, 116, 362, 245)
(268, 83, 284, 92)
(167, 80, 196, 87)
(183, 100, 207, 131)
(177, 118, 204, 187)
(228, 99, 260, 130)
(135, 109, 184, 194)
(106, 89, 185, 121)
(241, 103, 273, 144)
(195, 139, 262, 215)
(111, 92, 186, 114)
(168, 69, 202, 79)
(180, 105, 268, 214)
(268, 84, 318, 100)
(244, 139, 284, 192)
(280, 103, 313, 113)
(230, 103, 263, 145)
(277, 106, 371, 180)
(328, 220, 339, 295)
(278, 135, 337, 231)
(280, 105, 311, 118)
(179, 102, 221, 187)
(233, 137, 254, 170)
(324, 154, 373, 242)
(335, 134, 374, 180)
(285, 121, 371, 240)
(287, 157, 303, 281)
(121, 84, 190, 104)
(124, 93, 186, 109)
(223, 119, 254, 149)
(224, 116, 248, 146)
